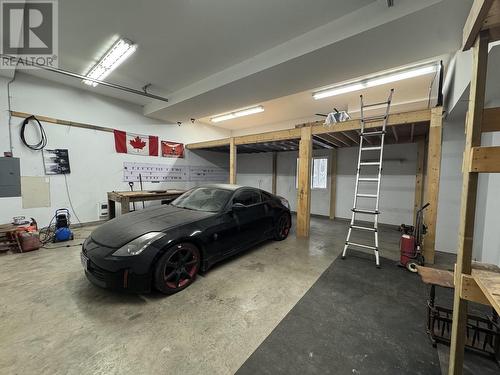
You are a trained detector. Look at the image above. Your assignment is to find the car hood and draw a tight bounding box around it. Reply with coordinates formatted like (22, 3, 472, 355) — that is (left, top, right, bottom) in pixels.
(90, 205, 214, 248)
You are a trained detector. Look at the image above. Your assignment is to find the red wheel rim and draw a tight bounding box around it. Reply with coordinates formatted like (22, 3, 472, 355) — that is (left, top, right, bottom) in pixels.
(278, 215, 290, 237)
(164, 245, 199, 289)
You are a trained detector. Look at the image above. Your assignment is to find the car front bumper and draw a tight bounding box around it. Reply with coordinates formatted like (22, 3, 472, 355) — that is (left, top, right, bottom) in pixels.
(81, 239, 155, 293)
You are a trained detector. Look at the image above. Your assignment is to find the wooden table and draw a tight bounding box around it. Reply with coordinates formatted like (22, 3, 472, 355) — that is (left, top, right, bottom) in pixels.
(107, 190, 185, 219)
(0, 223, 23, 252)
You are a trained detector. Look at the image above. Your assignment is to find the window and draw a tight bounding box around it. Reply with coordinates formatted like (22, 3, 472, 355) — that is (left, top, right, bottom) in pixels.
(296, 157, 328, 189)
(233, 190, 261, 206)
(172, 187, 232, 212)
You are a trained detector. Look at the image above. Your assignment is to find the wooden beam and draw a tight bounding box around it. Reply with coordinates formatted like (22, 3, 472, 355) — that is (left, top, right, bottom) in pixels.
(185, 109, 431, 151)
(296, 126, 312, 237)
(414, 136, 426, 226)
(342, 131, 359, 145)
(329, 149, 337, 220)
(312, 137, 334, 149)
(11, 111, 114, 133)
(423, 107, 443, 265)
(484, 1, 500, 33)
(460, 274, 490, 305)
(234, 128, 301, 145)
(410, 123, 415, 143)
(229, 138, 237, 184)
(469, 146, 500, 172)
(312, 109, 431, 136)
(462, 0, 495, 50)
(272, 152, 277, 195)
(186, 138, 231, 150)
(316, 133, 343, 148)
(449, 31, 489, 375)
(482, 107, 500, 132)
(327, 133, 350, 147)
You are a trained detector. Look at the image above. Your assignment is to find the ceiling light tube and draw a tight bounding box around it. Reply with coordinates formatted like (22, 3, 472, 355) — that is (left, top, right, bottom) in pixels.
(83, 38, 137, 87)
(312, 62, 439, 100)
(211, 106, 264, 123)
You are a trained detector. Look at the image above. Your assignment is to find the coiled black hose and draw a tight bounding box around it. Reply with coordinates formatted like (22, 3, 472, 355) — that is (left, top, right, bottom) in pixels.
(20, 115, 47, 150)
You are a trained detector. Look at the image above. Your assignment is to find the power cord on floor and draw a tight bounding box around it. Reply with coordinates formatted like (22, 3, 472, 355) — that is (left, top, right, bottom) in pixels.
(63, 173, 82, 224)
(42, 242, 83, 250)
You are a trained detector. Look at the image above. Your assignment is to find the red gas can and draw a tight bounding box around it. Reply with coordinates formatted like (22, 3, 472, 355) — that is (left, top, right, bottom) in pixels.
(400, 234, 416, 267)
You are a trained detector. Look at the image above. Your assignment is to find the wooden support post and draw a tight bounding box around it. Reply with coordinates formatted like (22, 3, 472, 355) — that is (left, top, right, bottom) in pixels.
(449, 31, 489, 375)
(423, 107, 443, 264)
(121, 198, 130, 215)
(229, 137, 237, 184)
(272, 152, 277, 195)
(329, 149, 337, 220)
(414, 137, 426, 226)
(296, 126, 312, 237)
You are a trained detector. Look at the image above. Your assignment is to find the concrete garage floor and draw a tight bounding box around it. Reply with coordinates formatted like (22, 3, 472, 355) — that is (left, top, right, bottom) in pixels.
(0, 217, 474, 374)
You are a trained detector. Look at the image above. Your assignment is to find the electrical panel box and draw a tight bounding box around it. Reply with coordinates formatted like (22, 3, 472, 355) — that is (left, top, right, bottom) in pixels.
(0, 157, 21, 198)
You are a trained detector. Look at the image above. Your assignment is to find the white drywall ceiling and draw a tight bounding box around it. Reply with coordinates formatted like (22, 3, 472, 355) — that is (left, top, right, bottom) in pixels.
(22, 0, 472, 124)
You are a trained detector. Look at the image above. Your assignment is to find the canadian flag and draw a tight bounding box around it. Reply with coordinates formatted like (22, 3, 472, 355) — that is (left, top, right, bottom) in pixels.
(114, 130, 159, 156)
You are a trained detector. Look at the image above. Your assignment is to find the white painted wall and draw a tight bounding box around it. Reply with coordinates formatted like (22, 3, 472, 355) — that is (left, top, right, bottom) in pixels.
(473, 131, 500, 265)
(0, 73, 230, 227)
(337, 143, 417, 225)
(434, 117, 465, 254)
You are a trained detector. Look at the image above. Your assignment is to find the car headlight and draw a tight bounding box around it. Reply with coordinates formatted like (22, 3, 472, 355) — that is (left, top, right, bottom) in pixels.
(279, 197, 290, 210)
(112, 232, 166, 257)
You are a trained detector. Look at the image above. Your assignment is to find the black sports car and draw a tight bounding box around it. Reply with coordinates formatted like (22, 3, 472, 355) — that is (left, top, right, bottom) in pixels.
(81, 184, 291, 294)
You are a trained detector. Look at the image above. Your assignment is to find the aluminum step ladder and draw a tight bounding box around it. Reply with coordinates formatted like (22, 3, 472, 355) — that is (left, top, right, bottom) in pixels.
(341, 89, 394, 267)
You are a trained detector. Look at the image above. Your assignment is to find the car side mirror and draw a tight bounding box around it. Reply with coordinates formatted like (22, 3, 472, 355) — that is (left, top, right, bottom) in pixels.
(232, 203, 246, 211)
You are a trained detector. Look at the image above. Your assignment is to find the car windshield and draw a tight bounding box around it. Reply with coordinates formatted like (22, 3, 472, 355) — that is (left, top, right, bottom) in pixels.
(171, 187, 232, 212)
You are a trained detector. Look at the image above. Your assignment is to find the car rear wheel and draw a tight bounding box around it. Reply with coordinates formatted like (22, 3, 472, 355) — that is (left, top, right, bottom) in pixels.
(274, 213, 291, 241)
(154, 242, 200, 294)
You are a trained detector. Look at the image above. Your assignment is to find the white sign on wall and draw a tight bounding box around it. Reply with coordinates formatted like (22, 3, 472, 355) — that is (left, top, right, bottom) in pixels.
(123, 162, 228, 182)
(123, 162, 188, 182)
(189, 166, 229, 181)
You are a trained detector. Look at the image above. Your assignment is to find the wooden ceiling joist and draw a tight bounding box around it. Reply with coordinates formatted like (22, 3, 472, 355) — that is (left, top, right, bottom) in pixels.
(463, 0, 500, 50)
(342, 131, 359, 145)
(186, 109, 432, 152)
(312, 136, 335, 149)
(315, 133, 343, 148)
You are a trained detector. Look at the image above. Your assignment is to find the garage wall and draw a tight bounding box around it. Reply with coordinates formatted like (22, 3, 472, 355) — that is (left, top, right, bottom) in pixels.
(0, 73, 230, 227)
(237, 144, 417, 225)
(433, 117, 464, 254)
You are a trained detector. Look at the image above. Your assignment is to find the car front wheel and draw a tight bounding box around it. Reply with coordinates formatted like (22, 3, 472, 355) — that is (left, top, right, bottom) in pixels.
(154, 242, 200, 294)
(274, 213, 291, 241)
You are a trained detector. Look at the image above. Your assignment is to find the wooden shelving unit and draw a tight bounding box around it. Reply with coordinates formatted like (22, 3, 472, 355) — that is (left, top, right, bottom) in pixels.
(449, 1, 500, 373)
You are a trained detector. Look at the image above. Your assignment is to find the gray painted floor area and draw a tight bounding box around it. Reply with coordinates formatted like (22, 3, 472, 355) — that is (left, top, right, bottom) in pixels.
(236, 250, 442, 375)
(0, 217, 494, 374)
(0, 217, 346, 374)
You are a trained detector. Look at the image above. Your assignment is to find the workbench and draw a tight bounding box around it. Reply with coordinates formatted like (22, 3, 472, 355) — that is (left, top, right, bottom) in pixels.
(107, 190, 185, 219)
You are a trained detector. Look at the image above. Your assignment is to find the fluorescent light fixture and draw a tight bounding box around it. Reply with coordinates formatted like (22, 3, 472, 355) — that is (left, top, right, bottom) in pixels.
(211, 105, 264, 123)
(313, 62, 439, 100)
(83, 38, 137, 87)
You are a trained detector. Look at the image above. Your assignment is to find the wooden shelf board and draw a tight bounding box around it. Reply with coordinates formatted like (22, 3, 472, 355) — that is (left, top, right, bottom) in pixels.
(469, 146, 500, 172)
(472, 267, 500, 313)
